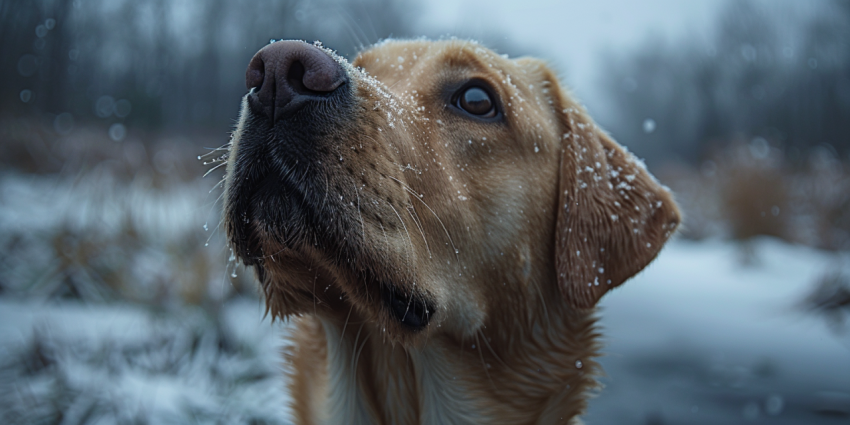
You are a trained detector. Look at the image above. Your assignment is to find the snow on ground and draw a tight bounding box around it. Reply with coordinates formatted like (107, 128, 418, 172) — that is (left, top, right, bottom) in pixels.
(1, 238, 847, 424)
(0, 297, 292, 425)
(588, 238, 850, 424)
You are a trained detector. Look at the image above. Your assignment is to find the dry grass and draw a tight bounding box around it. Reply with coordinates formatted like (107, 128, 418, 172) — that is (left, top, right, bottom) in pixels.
(0, 118, 254, 307)
(660, 139, 850, 251)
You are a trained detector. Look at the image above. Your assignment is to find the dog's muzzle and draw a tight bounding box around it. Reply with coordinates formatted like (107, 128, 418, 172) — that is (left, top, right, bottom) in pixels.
(224, 41, 353, 265)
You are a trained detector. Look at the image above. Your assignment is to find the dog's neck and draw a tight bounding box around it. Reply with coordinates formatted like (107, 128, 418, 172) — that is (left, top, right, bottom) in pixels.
(289, 306, 599, 425)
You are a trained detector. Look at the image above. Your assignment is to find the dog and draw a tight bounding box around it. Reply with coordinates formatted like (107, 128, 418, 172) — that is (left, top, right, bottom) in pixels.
(222, 39, 680, 424)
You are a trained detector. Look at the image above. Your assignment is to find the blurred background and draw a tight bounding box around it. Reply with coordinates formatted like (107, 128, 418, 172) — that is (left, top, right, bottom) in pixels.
(1, 0, 849, 423)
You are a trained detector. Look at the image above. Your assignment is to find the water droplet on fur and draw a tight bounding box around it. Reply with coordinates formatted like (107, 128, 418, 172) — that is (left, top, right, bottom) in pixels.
(575, 360, 583, 369)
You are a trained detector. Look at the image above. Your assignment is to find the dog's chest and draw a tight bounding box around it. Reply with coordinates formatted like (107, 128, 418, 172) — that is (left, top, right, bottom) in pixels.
(322, 322, 487, 424)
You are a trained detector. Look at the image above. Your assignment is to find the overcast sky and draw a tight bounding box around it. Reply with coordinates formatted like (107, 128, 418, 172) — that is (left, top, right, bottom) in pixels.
(415, 0, 821, 118)
(419, 0, 720, 106)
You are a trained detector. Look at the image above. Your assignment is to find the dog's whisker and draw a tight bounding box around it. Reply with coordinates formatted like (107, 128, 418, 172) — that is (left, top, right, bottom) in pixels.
(321, 172, 330, 213)
(400, 288, 416, 323)
(387, 175, 460, 264)
(202, 160, 228, 178)
(350, 323, 368, 388)
(362, 134, 382, 154)
(352, 182, 371, 299)
(203, 188, 228, 247)
(201, 155, 228, 167)
(197, 143, 231, 160)
(531, 280, 550, 326)
(474, 332, 497, 391)
(478, 328, 515, 375)
(208, 176, 226, 193)
(354, 182, 366, 245)
(386, 77, 406, 92)
(199, 148, 231, 294)
(337, 8, 369, 54)
(354, 332, 370, 378)
(406, 205, 432, 259)
(313, 270, 319, 316)
(257, 243, 290, 261)
(356, 5, 380, 46)
(378, 222, 389, 255)
(386, 201, 415, 281)
(339, 304, 355, 353)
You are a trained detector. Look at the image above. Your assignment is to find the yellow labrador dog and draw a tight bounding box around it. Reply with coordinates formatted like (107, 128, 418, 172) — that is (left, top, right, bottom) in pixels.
(222, 39, 679, 424)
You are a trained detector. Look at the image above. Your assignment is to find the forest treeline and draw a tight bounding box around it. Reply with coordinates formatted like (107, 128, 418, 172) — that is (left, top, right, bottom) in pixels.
(0, 0, 417, 135)
(3, 0, 848, 166)
(601, 0, 850, 166)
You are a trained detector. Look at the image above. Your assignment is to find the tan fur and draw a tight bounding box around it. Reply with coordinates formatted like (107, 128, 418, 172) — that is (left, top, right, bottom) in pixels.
(226, 39, 680, 424)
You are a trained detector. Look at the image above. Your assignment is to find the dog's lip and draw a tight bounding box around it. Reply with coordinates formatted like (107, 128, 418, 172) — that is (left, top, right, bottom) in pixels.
(381, 284, 434, 332)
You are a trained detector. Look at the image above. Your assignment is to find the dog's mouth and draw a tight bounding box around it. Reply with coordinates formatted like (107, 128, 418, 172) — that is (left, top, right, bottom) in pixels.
(381, 284, 434, 331)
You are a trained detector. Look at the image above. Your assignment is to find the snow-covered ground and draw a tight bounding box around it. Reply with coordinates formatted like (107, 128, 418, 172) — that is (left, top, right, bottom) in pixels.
(2, 239, 847, 424)
(1, 174, 848, 424)
(588, 238, 850, 424)
(0, 298, 292, 425)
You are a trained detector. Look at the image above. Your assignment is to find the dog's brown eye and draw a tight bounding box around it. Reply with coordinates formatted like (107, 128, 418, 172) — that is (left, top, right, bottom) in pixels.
(458, 86, 496, 117)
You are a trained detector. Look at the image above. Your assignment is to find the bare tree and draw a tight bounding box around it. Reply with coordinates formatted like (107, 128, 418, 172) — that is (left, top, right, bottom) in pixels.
(600, 0, 850, 166)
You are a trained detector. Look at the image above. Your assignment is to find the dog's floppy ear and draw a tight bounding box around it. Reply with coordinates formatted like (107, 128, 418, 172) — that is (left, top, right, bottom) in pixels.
(553, 103, 680, 309)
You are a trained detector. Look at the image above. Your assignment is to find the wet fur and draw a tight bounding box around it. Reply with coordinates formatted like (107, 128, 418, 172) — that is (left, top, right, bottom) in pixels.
(223, 39, 680, 424)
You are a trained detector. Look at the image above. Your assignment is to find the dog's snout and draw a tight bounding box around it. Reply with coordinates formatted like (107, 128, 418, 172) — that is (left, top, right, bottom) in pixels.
(246, 40, 346, 121)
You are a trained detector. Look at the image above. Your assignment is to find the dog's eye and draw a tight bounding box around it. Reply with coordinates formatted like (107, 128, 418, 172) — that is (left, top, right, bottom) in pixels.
(457, 86, 496, 118)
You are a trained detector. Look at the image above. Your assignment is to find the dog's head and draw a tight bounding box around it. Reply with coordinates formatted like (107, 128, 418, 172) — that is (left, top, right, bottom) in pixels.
(222, 39, 679, 345)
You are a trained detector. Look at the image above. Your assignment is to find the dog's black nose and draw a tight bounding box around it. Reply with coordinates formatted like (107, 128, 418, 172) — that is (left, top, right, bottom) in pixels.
(246, 40, 346, 121)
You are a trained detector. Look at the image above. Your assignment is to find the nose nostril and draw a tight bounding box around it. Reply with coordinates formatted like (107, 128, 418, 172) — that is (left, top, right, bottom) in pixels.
(246, 57, 265, 91)
(247, 69, 263, 91)
(286, 61, 308, 94)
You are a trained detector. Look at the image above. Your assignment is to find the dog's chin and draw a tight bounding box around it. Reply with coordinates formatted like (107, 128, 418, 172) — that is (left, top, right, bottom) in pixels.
(228, 188, 307, 266)
(226, 205, 438, 338)
(252, 256, 437, 345)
